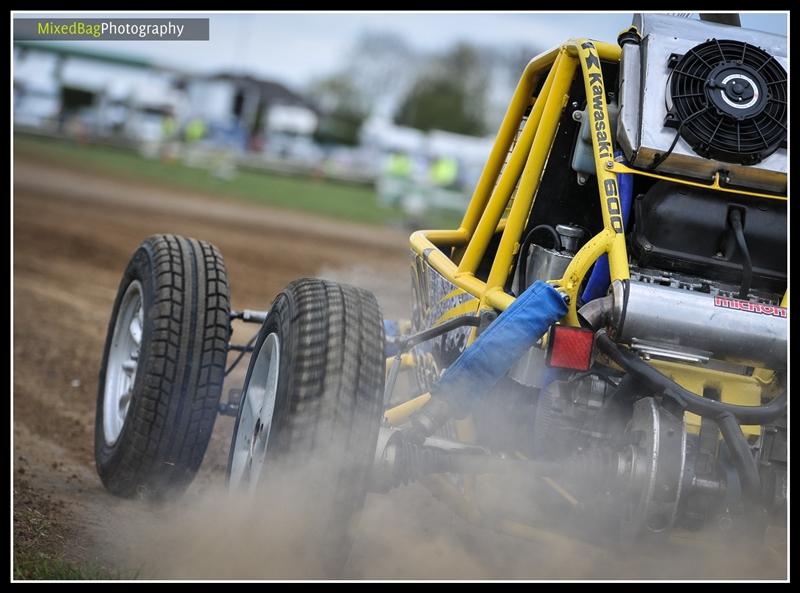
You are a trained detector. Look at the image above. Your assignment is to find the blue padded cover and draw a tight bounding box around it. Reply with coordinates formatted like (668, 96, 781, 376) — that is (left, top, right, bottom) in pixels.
(433, 281, 567, 413)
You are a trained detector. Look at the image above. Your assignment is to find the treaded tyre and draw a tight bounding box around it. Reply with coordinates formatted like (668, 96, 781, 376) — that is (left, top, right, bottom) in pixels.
(95, 234, 231, 500)
(227, 278, 385, 573)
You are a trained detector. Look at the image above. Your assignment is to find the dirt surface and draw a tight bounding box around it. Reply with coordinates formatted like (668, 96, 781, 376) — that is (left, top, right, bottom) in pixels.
(12, 156, 410, 578)
(13, 155, 787, 580)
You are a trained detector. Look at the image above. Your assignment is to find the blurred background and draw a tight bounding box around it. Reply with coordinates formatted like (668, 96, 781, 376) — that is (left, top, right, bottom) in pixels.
(13, 12, 787, 228)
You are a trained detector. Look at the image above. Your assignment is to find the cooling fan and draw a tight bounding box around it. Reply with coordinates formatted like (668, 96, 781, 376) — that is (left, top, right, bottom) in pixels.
(665, 39, 787, 166)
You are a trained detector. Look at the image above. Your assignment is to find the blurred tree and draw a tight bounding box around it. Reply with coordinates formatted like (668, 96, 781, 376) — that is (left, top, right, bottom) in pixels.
(504, 44, 543, 81)
(394, 43, 490, 136)
(346, 32, 418, 115)
(308, 72, 368, 146)
(483, 43, 544, 131)
(308, 33, 417, 145)
(307, 36, 544, 142)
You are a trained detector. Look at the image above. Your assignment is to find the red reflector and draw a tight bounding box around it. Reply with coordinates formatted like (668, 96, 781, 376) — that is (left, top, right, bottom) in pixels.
(546, 325, 595, 370)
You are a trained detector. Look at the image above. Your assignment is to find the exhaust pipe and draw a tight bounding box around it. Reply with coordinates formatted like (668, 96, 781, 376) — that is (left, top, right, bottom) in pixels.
(579, 280, 787, 369)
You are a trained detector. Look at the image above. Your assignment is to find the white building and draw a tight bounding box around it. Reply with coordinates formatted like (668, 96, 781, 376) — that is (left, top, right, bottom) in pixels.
(13, 42, 183, 141)
(182, 73, 319, 153)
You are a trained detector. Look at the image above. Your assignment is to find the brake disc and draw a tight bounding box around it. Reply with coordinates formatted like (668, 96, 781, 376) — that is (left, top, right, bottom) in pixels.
(617, 397, 687, 540)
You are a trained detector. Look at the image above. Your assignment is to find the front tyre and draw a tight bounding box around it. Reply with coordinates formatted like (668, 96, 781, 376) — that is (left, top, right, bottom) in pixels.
(227, 278, 385, 572)
(95, 234, 231, 500)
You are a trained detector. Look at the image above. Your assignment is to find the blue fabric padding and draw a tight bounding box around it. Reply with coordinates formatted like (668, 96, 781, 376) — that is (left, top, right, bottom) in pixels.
(433, 281, 567, 412)
(580, 150, 634, 305)
(581, 256, 612, 305)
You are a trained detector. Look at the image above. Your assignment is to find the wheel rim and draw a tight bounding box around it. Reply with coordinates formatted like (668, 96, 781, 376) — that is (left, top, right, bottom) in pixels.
(103, 280, 144, 446)
(229, 332, 280, 495)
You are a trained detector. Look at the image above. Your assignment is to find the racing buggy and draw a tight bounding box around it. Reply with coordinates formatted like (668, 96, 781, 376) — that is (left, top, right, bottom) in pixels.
(95, 13, 787, 570)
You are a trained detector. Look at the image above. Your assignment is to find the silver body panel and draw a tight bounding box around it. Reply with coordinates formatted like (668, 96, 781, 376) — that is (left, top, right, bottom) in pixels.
(617, 14, 787, 193)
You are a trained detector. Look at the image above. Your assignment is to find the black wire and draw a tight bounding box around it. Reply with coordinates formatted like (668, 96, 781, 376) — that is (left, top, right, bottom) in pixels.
(649, 107, 708, 171)
(729, 209, 752, 300)
(648, 123, 685, 171)
(516, 225, 563, 294)
(648, 67, 681, 172)
(531, 225, 563, 252)
(225, 331, 259, 377)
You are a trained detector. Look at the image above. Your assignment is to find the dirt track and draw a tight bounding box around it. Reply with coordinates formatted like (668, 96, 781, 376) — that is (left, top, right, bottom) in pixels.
(12, 155, 413, 577)
(13, 155, 787, 580)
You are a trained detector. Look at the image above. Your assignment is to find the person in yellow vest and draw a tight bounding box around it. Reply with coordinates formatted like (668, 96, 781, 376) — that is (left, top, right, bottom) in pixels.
(159, 112, 179, 162)
(162, 113, 177, 141)
(429, 154, 459, 190)
(386, 151, 412, 179)
(378, 151, 413, 208)
(184, 117, 206, 144)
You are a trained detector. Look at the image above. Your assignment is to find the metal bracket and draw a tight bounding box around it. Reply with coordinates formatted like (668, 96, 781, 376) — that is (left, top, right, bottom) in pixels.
(218, 388, 242, 417)
(394, 314, 482, 353)
(230, 309, 269, 324)
(629, 337, 712, 364)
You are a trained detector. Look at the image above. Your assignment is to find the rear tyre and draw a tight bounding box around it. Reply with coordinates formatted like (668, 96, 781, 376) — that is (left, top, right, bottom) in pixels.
(227, 278, 385, 573)
(95, 234, 231, 500)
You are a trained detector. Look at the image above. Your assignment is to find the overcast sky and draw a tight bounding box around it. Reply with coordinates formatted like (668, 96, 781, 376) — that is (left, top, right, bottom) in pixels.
(15, 11, 788, 91)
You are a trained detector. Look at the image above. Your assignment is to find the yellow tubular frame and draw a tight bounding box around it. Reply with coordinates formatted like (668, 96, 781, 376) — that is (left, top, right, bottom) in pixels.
(391, 40, 623, 433)
(409, 38, 787, 323)
(390, 38, 787, 545)
(397, 38, 787, 424)
(409, 40, 625, 324)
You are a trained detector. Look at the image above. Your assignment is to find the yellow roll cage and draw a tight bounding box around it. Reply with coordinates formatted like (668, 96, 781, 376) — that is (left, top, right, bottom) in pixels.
(383, 38, 787, 546)
(408, 39, 787, 325)
(390, 35, 787, 444)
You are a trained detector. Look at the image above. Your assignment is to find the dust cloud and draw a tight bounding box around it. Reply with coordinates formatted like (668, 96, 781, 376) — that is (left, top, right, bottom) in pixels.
(92, 266, 786, 581)
(97, 425, 786, 581)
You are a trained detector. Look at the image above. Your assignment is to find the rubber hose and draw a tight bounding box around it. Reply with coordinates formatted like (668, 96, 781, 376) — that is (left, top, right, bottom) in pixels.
(595, 333, 786, 424)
